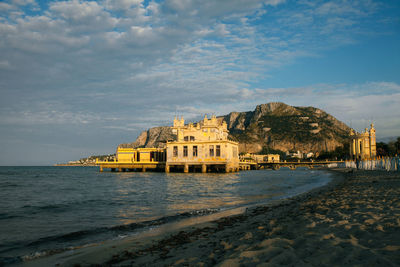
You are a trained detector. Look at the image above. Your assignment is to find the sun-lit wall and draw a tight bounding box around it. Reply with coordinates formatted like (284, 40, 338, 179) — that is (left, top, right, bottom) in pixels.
(350, 124, 376, 160)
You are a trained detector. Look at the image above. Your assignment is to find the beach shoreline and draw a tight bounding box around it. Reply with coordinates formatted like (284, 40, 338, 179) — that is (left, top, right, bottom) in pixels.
(19, 168, 400, 266)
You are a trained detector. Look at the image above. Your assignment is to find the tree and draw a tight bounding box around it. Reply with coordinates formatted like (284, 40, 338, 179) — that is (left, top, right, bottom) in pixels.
(317, 143, 349, 160)
(387, 141, 397, 156)
(377, 139, 399, 157)
(377, 142, 389, 157)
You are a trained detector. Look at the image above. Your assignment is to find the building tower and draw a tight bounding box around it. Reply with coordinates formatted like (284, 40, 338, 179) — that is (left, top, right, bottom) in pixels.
(349, 123, 376, 160)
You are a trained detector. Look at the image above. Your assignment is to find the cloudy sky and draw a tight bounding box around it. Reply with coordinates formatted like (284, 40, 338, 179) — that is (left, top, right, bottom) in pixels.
(0, 0, 399, 165)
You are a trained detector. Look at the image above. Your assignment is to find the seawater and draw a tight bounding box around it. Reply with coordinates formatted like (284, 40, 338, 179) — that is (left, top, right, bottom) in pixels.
(0, 166, 333, 264)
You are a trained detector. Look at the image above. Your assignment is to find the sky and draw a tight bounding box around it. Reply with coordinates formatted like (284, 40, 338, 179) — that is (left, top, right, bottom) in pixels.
(0, 0, 399, 165)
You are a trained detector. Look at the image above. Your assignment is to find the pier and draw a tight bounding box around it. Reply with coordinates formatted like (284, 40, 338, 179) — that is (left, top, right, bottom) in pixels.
(165, 162, 239, 173)
(96, 159, 165, 172)
(97, 160, 238, 173)
(97, 158, 344, 173)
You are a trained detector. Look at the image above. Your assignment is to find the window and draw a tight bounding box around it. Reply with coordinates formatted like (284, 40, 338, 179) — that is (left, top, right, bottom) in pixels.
(173, 146, 178, 157)
(184, 136, 189, 141)
(209, 145, 214, 157)
(190, 136, 195, 141)
(193, 146, 198, 157)
(216, 145, 220, 157)
(183, 146, 188, 157)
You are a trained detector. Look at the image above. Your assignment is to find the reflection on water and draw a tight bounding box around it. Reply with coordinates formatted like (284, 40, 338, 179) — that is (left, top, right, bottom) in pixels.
(115, 172, 244, 225)
(165, 173, 242, 213)
(113, 169, 332, 226)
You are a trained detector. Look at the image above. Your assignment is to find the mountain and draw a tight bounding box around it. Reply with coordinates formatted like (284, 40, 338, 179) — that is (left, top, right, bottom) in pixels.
(119, 126, 175, 149)
(120, 102, 351, 154)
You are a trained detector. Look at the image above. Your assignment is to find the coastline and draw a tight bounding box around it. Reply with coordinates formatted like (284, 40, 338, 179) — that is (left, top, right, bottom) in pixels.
(19, 168, 400, 266)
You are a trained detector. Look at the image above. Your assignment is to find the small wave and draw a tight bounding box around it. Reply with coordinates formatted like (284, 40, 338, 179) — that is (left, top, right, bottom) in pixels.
(1, 246, 80, 266)
(0, 213, 19, 220)
(110, 208, 220, 232)
(34, 208, 220, 244)
(21, 247, 71, 261)
(18, 204, 70, 216)
(21, 199, 109, 215)
(0, 171, 19, 176)
(0, 182, 19, 188)
(37, 204, 69, 212)
(8, 208, 220, 263)
(0, 255, 23, 266)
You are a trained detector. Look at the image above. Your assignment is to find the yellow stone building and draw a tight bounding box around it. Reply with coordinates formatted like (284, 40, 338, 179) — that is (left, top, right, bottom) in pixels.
(350, 124, 376, 160)
(116, 147, 166, 163)
(96, 147, 166, 172)
(166, 115, 239, 173)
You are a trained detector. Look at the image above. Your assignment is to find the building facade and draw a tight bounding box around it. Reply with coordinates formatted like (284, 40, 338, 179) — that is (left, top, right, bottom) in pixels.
(116, 147, 166, 163)
(350, 124, 376, 160)
(166, 115, 239, 172)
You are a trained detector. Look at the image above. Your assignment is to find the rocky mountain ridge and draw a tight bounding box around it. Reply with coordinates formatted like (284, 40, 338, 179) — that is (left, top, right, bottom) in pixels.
(120, 102, 351, 154)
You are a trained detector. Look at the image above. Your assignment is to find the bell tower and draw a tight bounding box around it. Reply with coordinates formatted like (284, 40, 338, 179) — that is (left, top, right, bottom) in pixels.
(369, 123, 376, 158)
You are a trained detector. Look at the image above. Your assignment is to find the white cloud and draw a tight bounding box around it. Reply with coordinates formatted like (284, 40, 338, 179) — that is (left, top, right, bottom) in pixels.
(0, 102, 102, 125)
(48, 1, 118, 33)
(12, 0, 36, 6)
(264, 0, 286, 6)
(0, 2, 14, 11)
(105, 0, 143, 10)
(0, 60, 12, 70)
(49, 0, 103, 20)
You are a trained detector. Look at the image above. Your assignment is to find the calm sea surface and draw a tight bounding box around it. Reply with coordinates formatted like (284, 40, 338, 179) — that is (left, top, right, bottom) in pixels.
(0, 166, 334, 264)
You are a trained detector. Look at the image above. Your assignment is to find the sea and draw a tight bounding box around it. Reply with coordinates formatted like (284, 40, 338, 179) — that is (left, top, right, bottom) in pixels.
(0, 166, 334, 265)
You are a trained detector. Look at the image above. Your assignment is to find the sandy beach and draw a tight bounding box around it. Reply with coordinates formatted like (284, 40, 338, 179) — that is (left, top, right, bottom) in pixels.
(23, 169, 400, 266)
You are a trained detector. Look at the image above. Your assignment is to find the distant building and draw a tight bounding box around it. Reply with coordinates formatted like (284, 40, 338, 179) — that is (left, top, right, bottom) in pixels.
(265, 154, 280, 162)
(305, 152, 314, 159)
(286, 150, 303, 159)
(350, 124, 376, 160)
(165, 115, 239, 172)
(240, 153, 280, 163)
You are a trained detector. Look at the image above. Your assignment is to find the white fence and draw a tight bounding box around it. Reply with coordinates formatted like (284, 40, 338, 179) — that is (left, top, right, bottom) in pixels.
(345, 157, 400, 171)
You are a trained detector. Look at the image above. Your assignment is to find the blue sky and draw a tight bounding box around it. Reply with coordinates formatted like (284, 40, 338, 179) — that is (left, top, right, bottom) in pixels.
(0, 0, 399, 165)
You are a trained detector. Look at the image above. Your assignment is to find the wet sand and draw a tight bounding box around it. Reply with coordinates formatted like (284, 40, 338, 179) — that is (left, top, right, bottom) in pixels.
(23, 169, 400, 266)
